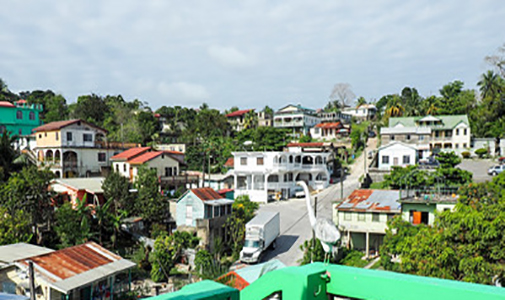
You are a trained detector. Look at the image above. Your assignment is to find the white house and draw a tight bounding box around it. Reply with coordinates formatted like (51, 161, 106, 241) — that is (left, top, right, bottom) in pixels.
(377, 142, 418, 170)
(334, 189, 401, 258)
(273, 104, 320, 137)
(309, 122, 349, 141)
(342, 104, 377, 120)
(232, 149, 331, 203)
(111, 147, 184, 181)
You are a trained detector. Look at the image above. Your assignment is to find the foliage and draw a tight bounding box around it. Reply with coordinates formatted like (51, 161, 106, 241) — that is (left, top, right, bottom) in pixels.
(380, 217, 422, 271)
(0, 206, 32, 245)
(103, 171, 133, 213)
(54, 199, 92, 249)
(224, 195, 259, 259)
(232, 195, 259, 223)
(236, 127, 289, 152)
(435, 152, 461, 168)
(383, 166, 428, 189)
(381, 175, 505, 284)
(299, 135, 312, 143)
(475, 148, 488, 158)
(0, 132, 20, 182)
(194, 249, 229, 280)
(25, 91, 69, 123)
(299, 238, 327, 265)
(149, 231, 199, 282)
(461, 151, 471, 159)
(134, 167, 168, 225)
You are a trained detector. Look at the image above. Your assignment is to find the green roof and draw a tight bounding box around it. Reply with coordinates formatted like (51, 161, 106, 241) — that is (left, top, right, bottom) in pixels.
(389, 115, 469, 130)
(146, 280, 239, 300)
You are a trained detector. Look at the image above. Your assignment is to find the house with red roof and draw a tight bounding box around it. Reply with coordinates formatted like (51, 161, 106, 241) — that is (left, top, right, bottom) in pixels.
(334, 189, 401, 258)
(32, 119, 123, 178)
(226, 109, 256, 132)
(309, 122, 350, 141)
(110, 146, 185, 182)
(176, 187, 234, 252)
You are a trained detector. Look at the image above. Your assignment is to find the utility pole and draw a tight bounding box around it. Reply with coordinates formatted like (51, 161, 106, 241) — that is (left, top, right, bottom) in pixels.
(29, 261, 36, 300)
(340, 167, 344, 201)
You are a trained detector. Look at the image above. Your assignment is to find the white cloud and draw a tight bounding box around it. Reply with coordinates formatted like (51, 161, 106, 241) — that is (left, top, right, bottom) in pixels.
(157, 81, 210, 105)
(208, 45, 256, 69)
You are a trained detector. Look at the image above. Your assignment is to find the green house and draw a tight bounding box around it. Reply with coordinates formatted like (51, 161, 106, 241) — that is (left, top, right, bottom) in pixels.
(0, 100, 43, 136)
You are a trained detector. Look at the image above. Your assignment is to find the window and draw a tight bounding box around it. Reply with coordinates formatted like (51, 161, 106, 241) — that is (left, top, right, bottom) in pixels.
(403, 155, 410, 164)
(391, 135, 395, 141)
(455, 144, 459, 149)
(372, 213, 380, 222)
(16, 110, 22, 119)
(463, 143, 467, 148)
(98, 153, 106, 162)
(214, 206, 220, 217)
(205, 205, 213, 219)
(115, 164, 119, 172)
(456, 128, 459, 135)
(387, 214, 395, 222)
(67, 132, 73, 141)
(463, 128, 467, 135)
(344, 212, 351, 221)
(55, 132, 59, 141)
(165, 167, 172, 176)
(358, 213, 365, 221)
(419, 135, 424, 141)
(406, 134, 411, 141)
(83, 133, 92, 142)
(123, 164, 126, 172)
(29, 111, 35, 120)
(257, 157, 264, 165)
(382, 156, 389, 164)
(240, 157, 247, 165)
(435, 131, 440, 137)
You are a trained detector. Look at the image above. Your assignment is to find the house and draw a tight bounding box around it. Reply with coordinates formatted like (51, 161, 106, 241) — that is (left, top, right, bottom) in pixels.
(383, 115, 471, 155)
(399, 190, 458, 226)
(217, 259, 285, 291)
(232, 149, 331, 203)
(1, 242, 135, 300)
(0, 243, 54, 296)
(32, 119, 130, 178)
(377, 142, 418, 170)
(155, 143, 187, 153)
(317, 110, 352, 124)
(201, 173, 234, 191)
(226, 109, 254, 132)
(256, 111, 273, 127)
(285, 142, 349, 178)
(341, 104, 377, 120)
(110, 147, 185, 182)
(49, 177, 106, 207)
(0, 100, 43, 137)
(309, 122, 350, 141)
(176, 187, 234, 251)
(334, 189, 401, 258)
(273, 104, 320, 137)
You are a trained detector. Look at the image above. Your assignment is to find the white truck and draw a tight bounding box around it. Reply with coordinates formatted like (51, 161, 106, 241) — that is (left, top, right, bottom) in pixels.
(240, 211, 280, 264)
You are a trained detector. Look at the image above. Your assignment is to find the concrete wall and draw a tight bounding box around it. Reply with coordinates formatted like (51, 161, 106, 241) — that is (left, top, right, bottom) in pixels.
(378, 144, 417, 170)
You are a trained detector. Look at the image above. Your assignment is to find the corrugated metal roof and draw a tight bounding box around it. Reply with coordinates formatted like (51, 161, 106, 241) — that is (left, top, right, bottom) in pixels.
(337, 189, 401, 213)
(16, 242, 135, 294)
(224, 157, 234, 167)
(315, 122, 342, 129)
(51, 177, 105, 194)
(190, 187, 224, 201)
(286, 142, 325, 147)
(110, 146, 151, 161)
(33, 119, 107, 133)
(128, 151, 163, 164)
(226, 109, 253, 117)
(0, 101, 15, 108)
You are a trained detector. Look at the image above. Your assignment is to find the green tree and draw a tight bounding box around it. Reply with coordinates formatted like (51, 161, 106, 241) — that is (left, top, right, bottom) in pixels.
(435, 151, 461, 168)
(0, 207, 33, 245)
(477, 70, 504, 100)
(135, 167, 168, 226)
(54, 199, 92, 249)
(103, 171, 133, 213)
(224, 195, 259, 259)
(71, 94, 110, 126)
(0, 132, 20, 182)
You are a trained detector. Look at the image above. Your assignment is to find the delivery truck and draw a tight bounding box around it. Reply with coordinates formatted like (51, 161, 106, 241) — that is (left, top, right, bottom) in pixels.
(240, 211, 280, 263)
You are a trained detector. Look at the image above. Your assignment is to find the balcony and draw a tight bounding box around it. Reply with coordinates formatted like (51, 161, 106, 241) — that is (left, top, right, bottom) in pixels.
(63, 161, 78, 169)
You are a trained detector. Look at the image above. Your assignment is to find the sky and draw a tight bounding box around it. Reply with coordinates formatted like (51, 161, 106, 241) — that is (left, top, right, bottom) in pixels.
(1, 1, 505, 111)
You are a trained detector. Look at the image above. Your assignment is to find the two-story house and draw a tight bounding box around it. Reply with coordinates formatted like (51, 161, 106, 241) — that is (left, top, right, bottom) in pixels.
(110, 146, 185, 182)
(33, 119, 121, 178)
(0, 100, 43, 137)
(341, 104, 377, 120)
(273, 104, 320, 137)
(383, 115, 471, 156)
(232, 149, 331, 203)
(333, 189, 401, 258)
(317, 110, 352, 124)
(399, 190, 458, 226)
(309, 122, 350, 141)
(226, 109, 254, 132)
(176, 187, 234, 252)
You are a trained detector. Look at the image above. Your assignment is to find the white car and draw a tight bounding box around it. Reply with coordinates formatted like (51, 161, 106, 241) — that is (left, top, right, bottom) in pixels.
(294, 186, 305, 198)
(488, 165, 505, 176)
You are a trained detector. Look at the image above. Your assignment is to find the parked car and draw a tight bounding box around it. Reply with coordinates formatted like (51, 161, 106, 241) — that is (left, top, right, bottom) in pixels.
(488, 165, 505, 176)
(294, 186, 305, 198)
(419, 156, 440, 169)
(368, 131, 376, 138)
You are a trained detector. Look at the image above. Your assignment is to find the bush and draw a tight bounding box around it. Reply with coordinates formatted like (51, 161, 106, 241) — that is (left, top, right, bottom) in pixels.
(475, 148, 488, 159)
(461, 151, 471, 159)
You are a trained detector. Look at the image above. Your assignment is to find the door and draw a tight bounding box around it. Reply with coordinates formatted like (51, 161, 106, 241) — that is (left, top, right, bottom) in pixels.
(185, 206, 193, 226)
(412, 211, 422, 225)
(393, 157, 399, 166)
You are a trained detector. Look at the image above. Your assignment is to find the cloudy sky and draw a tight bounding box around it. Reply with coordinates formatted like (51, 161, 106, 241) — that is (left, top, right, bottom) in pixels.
(1, 1, 504, 111)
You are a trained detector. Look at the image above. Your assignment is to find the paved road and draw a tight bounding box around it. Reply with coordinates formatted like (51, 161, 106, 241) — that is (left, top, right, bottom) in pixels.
(257, 138, 377, 266)
(457, 159, 496, 183)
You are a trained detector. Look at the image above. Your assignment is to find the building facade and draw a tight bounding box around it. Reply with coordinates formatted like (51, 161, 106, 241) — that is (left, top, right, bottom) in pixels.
(377, 142, 418, 170)
(0, 100, 43, 136)
(310, 122, 349, 141)
(232, 149, 331, 203)
(341, 104, 377, 120)
(273, 104, 320, 137)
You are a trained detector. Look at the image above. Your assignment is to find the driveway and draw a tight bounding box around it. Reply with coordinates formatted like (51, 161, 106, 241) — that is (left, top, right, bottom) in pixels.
(457, 159, 496, 183)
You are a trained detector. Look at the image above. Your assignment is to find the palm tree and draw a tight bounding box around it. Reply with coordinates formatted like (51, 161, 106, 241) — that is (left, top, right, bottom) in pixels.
(477, 70, 504, 100)
(243, 110, 258, 130)
(385, 96, 405, 118)
(356, 97, 367, 107)
(0, 132, 19, 182)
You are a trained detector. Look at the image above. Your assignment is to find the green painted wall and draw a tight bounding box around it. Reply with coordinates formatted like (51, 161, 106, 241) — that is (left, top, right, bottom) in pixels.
(0, 102, 43, 136)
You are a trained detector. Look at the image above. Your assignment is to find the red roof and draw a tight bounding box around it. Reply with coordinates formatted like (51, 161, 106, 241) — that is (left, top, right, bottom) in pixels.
(286, 142, 325, 147)
(16, 99, 27, 104)
(315, 122, 342, 129)
(111, 147, 151, 161)
(224, 157, 234, 168)
(128, 151, 163, 165)
(0, 101, 15, 108)
(226, 109, 253, 118)
(217, 271, 249, 291)
(33, 119, 107, 133)
(218, 188, 234, 195)
(17, 242, 122, 281)
(191, 187, 224, 201)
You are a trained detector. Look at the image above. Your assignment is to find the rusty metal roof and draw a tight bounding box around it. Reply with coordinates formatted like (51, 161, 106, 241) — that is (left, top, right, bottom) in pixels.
(110, 146, 151, 161)
(190, 187, 224, 201)
(16, 242, 135, 294)
(33, 119, 107, 133)
(337, 189, 401, 213)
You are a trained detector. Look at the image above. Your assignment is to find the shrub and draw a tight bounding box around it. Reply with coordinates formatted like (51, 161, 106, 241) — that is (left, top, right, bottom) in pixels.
(461, 151, 471, 159)
(475, 148, 488, 159)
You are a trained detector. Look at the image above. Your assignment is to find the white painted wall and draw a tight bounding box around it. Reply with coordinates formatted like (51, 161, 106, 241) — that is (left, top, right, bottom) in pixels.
(378, 143, 417, 170)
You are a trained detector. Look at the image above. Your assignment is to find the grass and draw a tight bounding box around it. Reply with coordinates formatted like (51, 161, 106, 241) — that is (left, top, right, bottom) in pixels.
(340, 249, 370, 268)
(369, 181, 387, 189)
